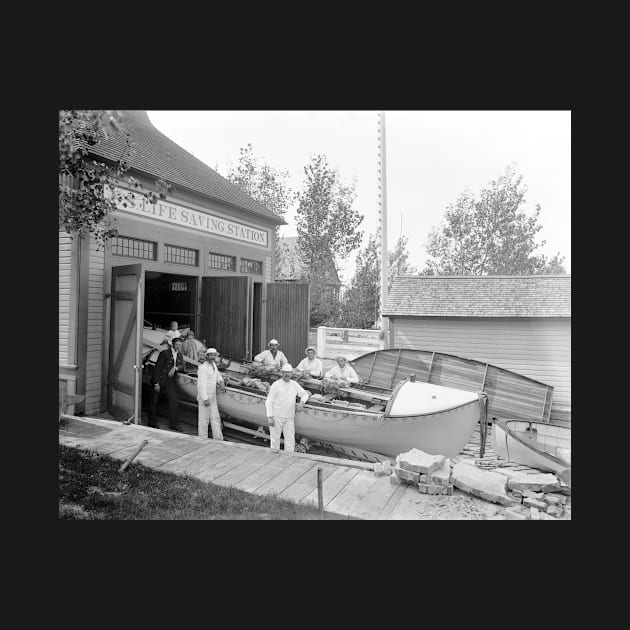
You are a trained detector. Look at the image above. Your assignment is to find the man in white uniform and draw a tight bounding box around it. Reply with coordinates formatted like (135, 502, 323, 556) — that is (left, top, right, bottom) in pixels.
(196, 348, 226, 439)
(254, 339, 288, 372)
(325, 356, 360, 386)
(265, 364, 309, 452)
(295, 346, 323, 378)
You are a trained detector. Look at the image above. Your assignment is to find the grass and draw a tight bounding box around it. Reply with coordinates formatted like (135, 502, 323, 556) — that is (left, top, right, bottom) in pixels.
(58, 445, 350, 520)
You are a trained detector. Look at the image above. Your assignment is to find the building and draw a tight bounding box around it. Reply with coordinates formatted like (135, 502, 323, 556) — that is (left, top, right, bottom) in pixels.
(275, 236, 341, 303)
(59, 110, 309, 422)
(382, 275, 571, 423)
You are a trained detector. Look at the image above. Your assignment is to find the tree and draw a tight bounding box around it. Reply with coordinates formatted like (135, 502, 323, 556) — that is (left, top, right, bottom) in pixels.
(388, 234, 418, 290)
(226, 143, 293, 275)
(295, 154, 364, 325)
(59, 110, 170, 247)
(423, 165, 566, 275)
(337, 235, 380, 329)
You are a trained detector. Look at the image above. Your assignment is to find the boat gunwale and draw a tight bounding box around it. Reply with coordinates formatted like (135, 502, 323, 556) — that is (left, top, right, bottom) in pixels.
(494, 417, 570, 468)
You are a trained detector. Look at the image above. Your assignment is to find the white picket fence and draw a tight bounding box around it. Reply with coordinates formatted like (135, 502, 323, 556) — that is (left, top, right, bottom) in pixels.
(315, 326, 384, 363)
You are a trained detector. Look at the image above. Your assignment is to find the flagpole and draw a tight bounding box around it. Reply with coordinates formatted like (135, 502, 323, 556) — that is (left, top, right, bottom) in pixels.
(378, 111, 389, 348)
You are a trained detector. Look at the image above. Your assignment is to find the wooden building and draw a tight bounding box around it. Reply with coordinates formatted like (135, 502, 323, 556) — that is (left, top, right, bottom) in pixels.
(382, 275, 571, 423)
(275, 236, 341, 303)
(59, 110, 309, 421)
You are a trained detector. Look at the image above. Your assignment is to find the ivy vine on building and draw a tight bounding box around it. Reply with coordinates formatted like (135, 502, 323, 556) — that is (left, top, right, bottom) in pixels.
(59, 110, 171, 247)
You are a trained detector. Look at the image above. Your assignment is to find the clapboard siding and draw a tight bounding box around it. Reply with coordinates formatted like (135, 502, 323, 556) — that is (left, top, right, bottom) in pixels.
(392, 316, 570, 421)
(59, 232, 74, 364)
(84, 237, 105, 414)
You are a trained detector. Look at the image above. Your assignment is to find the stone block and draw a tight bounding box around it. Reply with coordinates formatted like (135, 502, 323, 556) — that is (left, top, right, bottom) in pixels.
(523, 497, 547, 510)
(451, 461, 517, 506)
(394, 465, 421, 483)
(507, 472, 561, 493)
(530, 507, 540, 520)
(522, 489, 545, 500)
(382, 460, 392, 475)
(424, 459, 451, 486)
(417, 483, 448, 495)
(546, 504, 563, 517)
(389, 472, 401, 485)
(395, 448, 446, 474)
(555, 467, 571, 487)
(373, 463, 387, 476)
(543, 494, 562, 507)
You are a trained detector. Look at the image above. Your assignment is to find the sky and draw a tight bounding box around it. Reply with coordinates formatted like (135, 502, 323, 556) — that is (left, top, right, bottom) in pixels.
(147, 110, 571, 283)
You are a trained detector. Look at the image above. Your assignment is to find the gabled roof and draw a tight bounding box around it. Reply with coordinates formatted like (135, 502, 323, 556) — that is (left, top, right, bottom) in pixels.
(383, 275, 571, 318)
(87, 110, 285, 225)
(275, 236, 340, 284)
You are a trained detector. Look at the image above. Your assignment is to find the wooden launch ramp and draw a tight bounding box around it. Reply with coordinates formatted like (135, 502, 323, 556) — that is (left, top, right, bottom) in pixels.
(59, 415, 492, 520)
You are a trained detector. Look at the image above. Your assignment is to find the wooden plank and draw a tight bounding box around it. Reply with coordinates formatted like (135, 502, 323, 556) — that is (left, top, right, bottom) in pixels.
(211, 449, 279, 487)
(235, 455, 296, 493)
(366, 352, 378, 383)
(390, 348, 402, 388)
(158, 442, 234, 475)
(325, 471, 397, 519)
(300, 465, 361, 507)
(255, 457, 319, 496)
(279, 462, 338, 503)
(196, 447, 257, 483)
(427, 351, 435, 381)
(375, 483, 408, 520)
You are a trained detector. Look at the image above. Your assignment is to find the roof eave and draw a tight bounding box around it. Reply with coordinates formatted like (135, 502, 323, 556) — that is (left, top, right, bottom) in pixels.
(87, 151, 286, 227)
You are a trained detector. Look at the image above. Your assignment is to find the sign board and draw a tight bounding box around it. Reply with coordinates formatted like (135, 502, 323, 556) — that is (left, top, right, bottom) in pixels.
(111, 188, 269, 248)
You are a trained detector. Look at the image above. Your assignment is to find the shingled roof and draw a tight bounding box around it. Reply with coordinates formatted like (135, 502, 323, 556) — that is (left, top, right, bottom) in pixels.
(383, 275, 571, 318)
(87, 110, 285, 225)
(275, 237, 340, 284)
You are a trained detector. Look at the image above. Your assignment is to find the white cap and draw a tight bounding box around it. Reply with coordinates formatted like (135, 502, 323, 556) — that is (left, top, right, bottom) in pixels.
(206, 348, 218, 354)
(269, 339, 279, 345)
(281, 364, 293, 372)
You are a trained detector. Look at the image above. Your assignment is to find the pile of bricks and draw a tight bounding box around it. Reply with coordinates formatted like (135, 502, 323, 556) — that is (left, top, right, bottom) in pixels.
(482, 473, 571, 520)
(389, 448, 454, 495)
(503, 488, 571, 520)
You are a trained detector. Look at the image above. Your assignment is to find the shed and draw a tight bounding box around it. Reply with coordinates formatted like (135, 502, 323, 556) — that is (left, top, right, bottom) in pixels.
(382, 275, 571, 423)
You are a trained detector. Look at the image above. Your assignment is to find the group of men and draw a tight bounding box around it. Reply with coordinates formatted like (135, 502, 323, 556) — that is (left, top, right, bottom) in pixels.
(149, 330, 360, 453)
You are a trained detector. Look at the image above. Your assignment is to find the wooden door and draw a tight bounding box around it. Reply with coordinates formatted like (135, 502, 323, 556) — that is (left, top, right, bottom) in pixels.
(108, 264, 144, 422)
(264, 283, 310, 367)
(200, 276, 251, 360)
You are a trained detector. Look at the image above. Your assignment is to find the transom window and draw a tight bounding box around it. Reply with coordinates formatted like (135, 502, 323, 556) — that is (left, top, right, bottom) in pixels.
(165, 244, 198, 266)
(111, 236, 156, 260)
(208, 252, 236, 271)
(240, 258, 262, 275)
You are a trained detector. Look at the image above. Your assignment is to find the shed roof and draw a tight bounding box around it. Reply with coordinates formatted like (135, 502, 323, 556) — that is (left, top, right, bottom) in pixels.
(275, 236, 340, 284)
(383, 275, 571, 318)
(87, 110, 285, 225)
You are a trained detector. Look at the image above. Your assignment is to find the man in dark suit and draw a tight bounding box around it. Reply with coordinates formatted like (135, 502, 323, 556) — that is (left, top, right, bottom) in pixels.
(149, 336, 186, 431)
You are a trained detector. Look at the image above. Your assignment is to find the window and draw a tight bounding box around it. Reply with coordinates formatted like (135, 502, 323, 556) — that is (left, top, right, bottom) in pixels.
(208, 252, 236, 271)
(240, 258, 262, 275)
(111, 236, 156, 260)
(165, 244, 198, 266)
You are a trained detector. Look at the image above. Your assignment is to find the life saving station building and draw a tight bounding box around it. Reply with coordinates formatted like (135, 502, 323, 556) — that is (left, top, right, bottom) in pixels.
(59, 111, 309, 421)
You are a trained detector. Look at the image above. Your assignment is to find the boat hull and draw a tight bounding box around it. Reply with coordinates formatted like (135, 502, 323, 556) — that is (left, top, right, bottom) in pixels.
(492, 419, 571, 473)
(175, 372, 481, 458)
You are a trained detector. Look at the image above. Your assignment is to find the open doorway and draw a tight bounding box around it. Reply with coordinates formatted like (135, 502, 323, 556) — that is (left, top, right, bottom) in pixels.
(144, 271, 198, 331)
